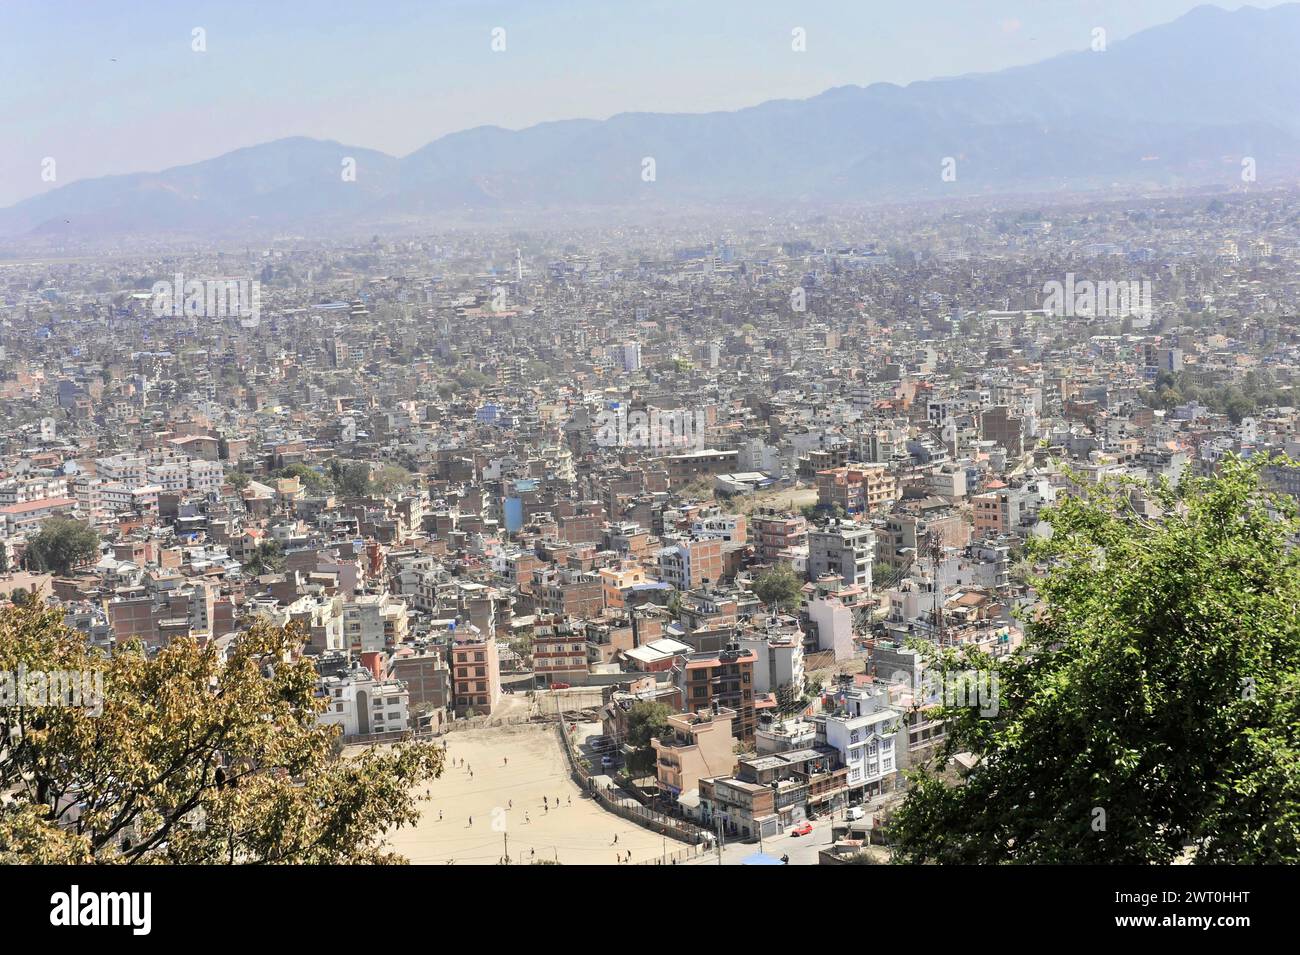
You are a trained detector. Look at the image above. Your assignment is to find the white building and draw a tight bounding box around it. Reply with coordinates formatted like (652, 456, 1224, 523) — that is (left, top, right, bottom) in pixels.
(739, 623, 805, 696)
(0, 475, 68, 505)
(818, 685, 902, 799)
(806, 594, 854, 661)
(318, 667, 410, 738)
(187, 459, 224, 493)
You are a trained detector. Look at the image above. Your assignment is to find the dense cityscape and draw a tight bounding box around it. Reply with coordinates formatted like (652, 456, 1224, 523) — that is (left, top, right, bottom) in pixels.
(0, 4, 1295, 932)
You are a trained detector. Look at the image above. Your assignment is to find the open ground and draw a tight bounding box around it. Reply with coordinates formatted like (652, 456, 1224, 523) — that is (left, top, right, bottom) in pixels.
(385, 722, 687, 866)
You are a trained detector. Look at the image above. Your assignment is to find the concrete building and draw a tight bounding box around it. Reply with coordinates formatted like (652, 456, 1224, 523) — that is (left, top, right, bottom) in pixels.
(318, 665, 411, 738)
(816, 684, 903, 801)
(815, 465, 897, 515)
(450, 627, 501, 716)
(680, 642, 757, 744)
(656, 536, 723, 591)
(652, 704, 737, 801)
(807, 521, 875, 590)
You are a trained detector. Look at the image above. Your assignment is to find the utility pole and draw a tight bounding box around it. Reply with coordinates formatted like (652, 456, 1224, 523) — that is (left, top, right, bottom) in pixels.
(715, 815, 724, 865)
(927, 531, 945, 647)
(503, 831, 509, 865)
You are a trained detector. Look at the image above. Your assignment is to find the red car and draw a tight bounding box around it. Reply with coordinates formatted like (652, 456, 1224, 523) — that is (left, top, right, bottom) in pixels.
(790, 822, 813, 837)
(549, 682, 571, 690)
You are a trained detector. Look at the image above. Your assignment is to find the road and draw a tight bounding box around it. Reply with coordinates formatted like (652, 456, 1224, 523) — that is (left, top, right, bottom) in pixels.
(686, 814, 838, 865)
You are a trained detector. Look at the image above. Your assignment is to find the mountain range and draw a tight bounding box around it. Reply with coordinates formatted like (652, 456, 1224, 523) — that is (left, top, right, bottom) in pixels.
(5, 3, 1299, 239)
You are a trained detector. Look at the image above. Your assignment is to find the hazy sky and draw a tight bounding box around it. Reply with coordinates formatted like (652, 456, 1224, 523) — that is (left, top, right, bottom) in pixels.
(0, 0, 1288, 206)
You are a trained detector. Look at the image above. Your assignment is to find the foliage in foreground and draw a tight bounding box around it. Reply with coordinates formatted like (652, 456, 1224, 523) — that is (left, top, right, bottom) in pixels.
(0, 609, 443, 863)
(890, 455, 1300, 863)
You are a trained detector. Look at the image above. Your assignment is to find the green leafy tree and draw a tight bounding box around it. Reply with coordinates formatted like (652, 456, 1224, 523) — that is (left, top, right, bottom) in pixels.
(889, 455, 1300, 864)
(754, 565, 803, 612)
(278, 464, 333, 494)
(625, 701, 673, 776)
(0, 607, 443, 863)
(244, 539, 286, 576)
(329, 460, 374, 497)
(370, 465, 412, 496)
(23, 518, 99, 576)
(775, 679, 805, 716)
(665, 590, 685, 620)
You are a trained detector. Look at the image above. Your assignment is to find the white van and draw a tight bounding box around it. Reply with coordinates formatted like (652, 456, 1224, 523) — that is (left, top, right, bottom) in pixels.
(845, 806, 866, 822)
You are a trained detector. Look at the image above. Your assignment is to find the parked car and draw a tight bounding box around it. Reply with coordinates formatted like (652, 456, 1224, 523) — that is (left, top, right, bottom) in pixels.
(601, 755, 617, 770)
(790, 822, 813, 837)
(587, 734, 613, 752)
(845, 806, 866, 821)
(549, 682, 571, 690)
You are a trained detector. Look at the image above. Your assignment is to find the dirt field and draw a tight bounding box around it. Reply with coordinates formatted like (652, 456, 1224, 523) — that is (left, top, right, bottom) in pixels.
(385, 723, 675, 866)
(734, 485, 819, 515)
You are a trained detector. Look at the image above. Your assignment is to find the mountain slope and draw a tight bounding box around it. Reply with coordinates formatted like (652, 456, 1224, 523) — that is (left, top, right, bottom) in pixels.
(4, 3, 1299, 238)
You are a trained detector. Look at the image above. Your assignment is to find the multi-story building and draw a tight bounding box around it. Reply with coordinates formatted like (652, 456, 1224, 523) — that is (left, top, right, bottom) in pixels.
(971, 486, 1028, 539)
(815, 465, 896, 515)
(389, 645, 452, 733)
(679, 642, 757, 744)
(698, 748, 847, 839)
(807, 521, 875, 590)
(597, 560, 650, 610)
(877, 503, 969, 570)
(318, 666, 410, 738)
(532, 566, 604, 619)
(816, 684, 903, 801)
(751, 513, 807, 563)
(0, 496, 79, 538)
(450, 627, 501, 716)
(532, 616, 589, 685)
(656, 536, 723, 591)
(662, 449, 738, 485)
(343, 593, 408, 653)
(651, 704, 737, 801)
(0, 475, 68, 505)
(689, 512, 747, 545)
(738, 617, 805, 697)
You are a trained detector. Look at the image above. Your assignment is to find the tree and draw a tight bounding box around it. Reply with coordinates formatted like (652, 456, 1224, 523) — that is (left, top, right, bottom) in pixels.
(625, 701, 673, 776)
(243, 539, 286, 576)
(665, 590, 685, 620)
(889, 455, 1300, 864)
(329, 460, 374, 497)
(370, 465, 412, 496)
(775, 679, 805, 716)
(0, 607, 443, 863)
(23, 518, 99, 576)
(278, 464, 333, 494)
(754, 565, 802, 612)
(226, 470, 251, 491)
